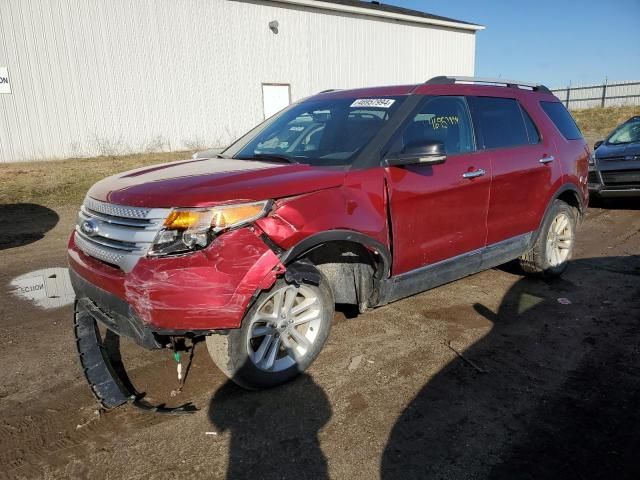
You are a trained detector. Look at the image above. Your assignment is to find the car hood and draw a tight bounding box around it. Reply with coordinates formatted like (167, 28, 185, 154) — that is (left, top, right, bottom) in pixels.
(595, 142, 640, 159)
(87, 158, 346, 207)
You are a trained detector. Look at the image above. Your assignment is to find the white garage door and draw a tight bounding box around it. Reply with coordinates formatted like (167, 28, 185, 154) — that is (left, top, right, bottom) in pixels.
(262, 84, 291, 119)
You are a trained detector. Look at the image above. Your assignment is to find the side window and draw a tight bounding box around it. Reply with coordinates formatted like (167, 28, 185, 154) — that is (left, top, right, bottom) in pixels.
(468, 97, 529, 149)
(520, 105, 540, 144)
(540, 101, 583, 140)
(396, 96, 475, 155)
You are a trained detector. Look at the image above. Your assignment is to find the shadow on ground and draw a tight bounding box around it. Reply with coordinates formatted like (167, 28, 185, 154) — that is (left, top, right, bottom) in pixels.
(0, 203, 59, 250)
(589, 196, 640, 210)
(209, 373, 331, 479)
(381, 255, 640, 479)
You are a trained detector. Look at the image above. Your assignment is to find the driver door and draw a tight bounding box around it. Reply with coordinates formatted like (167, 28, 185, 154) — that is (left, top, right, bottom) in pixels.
(384, 96, 491, 275)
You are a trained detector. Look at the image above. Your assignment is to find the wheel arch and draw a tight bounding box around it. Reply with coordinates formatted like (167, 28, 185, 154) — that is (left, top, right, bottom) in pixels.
(554, 183, 585, 216)
(279, 230, 392, 310)
(533, 183, 585, 245)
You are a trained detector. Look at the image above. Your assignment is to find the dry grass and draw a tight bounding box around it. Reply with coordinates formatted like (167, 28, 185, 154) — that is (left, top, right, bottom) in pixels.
(1, 105, 638, 207)
(0, 151, 190, 207)
(572, 105, 640, 143)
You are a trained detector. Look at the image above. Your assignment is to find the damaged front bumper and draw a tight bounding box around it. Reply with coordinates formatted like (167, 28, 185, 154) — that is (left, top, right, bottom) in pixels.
(70, 226, 286, 411)
(68, 226, 285, 346)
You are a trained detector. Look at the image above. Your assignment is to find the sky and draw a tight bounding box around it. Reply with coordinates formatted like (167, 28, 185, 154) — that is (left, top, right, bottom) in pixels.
(384, 0, 640, 88)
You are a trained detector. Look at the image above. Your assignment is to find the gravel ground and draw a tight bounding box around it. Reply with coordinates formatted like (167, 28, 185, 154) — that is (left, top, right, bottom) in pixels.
(0, 198, 639, 479)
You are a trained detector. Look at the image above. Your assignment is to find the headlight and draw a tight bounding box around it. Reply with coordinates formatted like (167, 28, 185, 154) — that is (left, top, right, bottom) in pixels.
(149, 200, 271, 256)
(589, 152, 596, 166)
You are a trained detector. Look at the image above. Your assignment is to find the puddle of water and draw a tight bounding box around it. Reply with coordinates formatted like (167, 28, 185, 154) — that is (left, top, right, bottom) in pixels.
(10, 267, 75, 309)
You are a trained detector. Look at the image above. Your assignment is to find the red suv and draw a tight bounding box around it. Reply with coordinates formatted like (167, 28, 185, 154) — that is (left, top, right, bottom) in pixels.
(69, 76, 589, 406)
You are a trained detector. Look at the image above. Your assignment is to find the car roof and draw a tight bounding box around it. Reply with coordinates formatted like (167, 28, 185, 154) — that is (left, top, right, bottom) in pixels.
(310, 82, 558, 102)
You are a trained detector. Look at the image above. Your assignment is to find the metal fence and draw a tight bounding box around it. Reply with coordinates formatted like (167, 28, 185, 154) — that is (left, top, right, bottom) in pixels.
(551, 81, 640, 110)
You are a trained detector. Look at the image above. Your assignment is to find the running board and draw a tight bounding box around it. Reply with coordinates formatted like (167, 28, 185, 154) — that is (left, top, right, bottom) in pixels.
(379, 232, 533, 304)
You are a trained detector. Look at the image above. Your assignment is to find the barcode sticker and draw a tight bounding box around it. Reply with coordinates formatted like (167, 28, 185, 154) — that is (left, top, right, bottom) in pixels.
(350, 98, 396, 108)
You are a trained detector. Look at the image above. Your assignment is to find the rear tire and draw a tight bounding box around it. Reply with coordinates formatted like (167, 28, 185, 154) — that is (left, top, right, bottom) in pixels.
(206, 266, 334, 390)
(519, 200, 576, 277)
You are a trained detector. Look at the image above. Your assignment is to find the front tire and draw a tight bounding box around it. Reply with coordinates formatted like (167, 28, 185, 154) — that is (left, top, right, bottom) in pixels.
(519, 200, 577, 277)
(206, 267, 334, 390)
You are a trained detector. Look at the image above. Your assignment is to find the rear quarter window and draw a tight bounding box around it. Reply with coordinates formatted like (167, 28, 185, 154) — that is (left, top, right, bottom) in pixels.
(540, 101, 583, 140)
(467, 97, 530, 149)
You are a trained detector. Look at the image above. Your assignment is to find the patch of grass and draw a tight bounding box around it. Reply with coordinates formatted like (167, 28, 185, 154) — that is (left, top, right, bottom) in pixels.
(572, 105, 640, 142)
(0, 151, 190, 207)
(2, 105, 639, 207)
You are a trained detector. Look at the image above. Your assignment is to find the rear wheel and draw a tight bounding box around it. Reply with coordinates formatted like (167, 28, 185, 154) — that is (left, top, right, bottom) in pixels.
(206, 267, 334, 390)
(519, 200, 576, 277)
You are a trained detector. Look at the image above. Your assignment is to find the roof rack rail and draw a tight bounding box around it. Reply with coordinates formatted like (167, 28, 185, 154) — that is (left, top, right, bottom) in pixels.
(425, 76, 551, 94)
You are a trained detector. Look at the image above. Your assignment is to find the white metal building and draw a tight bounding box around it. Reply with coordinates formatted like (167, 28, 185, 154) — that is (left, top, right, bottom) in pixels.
(0, 0, 483, 163)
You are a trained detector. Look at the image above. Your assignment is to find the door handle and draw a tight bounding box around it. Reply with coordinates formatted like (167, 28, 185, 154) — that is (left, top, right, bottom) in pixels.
(539, 155, 555, 164)
(462, 168, 486, 179)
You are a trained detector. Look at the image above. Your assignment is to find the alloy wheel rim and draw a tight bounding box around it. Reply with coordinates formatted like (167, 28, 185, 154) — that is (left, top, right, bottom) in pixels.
(247, 284, 322, 372)
(546, 212, 573, 267)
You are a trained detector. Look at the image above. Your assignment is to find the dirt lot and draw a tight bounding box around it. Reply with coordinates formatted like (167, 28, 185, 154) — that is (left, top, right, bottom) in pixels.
(1, 194, 639, 479)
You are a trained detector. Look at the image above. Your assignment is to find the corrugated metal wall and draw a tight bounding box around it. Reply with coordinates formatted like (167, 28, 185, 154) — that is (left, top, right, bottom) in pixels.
(0, 0, 476, 162)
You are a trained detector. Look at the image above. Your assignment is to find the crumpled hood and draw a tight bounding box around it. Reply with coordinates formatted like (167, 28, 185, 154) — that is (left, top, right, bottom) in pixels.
(87, 158, 346, 207)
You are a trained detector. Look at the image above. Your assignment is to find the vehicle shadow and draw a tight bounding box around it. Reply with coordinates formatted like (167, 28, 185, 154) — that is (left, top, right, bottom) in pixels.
(381, 255, 640, 480)
(208, 370, 331, 480)
(0, 203, 59, 250)
(589, 196, 640, 210)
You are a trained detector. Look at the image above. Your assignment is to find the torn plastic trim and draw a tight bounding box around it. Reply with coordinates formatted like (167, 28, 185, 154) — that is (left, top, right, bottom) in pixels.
(284, 259, 322, 287)
(74, 300, 197, 414)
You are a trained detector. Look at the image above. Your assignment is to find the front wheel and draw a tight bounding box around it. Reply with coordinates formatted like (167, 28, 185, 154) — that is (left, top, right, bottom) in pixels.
(206, 267, 334, 390)
(519, 199, 577, 277)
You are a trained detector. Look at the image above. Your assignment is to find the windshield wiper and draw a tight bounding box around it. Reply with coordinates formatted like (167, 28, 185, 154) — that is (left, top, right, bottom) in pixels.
(237, 153, 298, 164)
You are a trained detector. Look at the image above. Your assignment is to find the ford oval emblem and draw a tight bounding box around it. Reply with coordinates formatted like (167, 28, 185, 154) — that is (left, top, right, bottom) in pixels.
(81, 219, 99, 236)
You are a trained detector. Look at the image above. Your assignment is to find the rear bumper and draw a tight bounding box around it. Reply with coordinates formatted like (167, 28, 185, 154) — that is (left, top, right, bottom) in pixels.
(68, 227, 284, 335)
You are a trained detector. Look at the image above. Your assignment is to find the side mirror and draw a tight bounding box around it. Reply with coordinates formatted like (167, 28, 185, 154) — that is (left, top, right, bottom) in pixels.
(384, 141, 447, 167)
(594, 140, 603, 150)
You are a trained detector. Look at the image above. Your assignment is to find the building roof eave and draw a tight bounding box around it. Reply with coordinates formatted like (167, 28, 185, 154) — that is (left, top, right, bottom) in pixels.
(265, 0, 485, 31)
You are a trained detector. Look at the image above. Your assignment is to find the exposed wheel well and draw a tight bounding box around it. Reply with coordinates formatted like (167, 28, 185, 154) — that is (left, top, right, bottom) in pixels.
(557, 189, 583, 216)
(291, 240, 381, 312)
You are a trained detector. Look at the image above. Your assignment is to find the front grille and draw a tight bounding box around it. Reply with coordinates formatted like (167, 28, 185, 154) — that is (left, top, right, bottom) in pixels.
(600, 170, 640, 189)
(588, 171, 601, 184)
(75, 197, 170, 272)
(600, 155, 640, 162)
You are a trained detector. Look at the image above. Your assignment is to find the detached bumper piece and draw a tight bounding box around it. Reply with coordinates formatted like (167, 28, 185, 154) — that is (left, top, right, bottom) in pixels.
(74, 299, 197, 414)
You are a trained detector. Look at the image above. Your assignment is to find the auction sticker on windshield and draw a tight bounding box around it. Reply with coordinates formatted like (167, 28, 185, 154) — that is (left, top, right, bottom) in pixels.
(350, 98, 395, 108)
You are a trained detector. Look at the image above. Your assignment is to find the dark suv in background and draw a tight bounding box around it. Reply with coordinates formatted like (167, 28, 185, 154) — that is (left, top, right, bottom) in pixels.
(589, 115, 640, 197)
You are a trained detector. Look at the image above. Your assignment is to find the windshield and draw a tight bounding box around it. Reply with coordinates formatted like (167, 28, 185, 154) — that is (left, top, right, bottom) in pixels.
(230, 96, 405, 166)
(607, 118, 640, 145)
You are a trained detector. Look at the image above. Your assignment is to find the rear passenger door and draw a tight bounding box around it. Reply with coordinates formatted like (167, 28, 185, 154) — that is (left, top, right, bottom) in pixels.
(467, 96, 559, 245)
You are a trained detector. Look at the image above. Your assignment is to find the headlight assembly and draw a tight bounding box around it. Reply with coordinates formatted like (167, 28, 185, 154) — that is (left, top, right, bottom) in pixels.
(149, 200, 271, 256)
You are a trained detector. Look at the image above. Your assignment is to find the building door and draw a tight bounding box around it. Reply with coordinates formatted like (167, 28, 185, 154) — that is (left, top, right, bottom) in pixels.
(262, 84, 290, 119)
